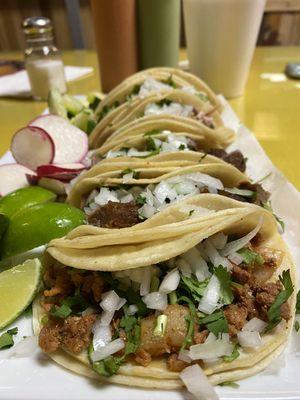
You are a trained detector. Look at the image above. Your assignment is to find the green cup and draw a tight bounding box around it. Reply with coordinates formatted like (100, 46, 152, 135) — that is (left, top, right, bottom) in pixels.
(138, 0, 181, 69)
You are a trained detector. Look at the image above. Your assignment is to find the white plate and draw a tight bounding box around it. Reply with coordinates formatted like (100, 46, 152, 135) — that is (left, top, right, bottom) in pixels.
(0, 97, 300, 400)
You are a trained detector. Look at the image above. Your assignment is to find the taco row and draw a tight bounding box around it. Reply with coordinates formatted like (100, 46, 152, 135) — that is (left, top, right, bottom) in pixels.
(34, 68, 296, 398)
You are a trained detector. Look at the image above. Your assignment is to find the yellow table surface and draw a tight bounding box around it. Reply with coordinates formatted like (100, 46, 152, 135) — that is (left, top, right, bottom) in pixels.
(0, 47, 299, 189)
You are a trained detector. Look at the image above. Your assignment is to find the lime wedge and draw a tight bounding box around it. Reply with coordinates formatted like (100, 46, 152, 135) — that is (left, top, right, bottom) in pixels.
(0, 186, 56, 218)
(1, 202, 85, 260)
(0, 258, 42, 330)
(0, 214, 9, 240)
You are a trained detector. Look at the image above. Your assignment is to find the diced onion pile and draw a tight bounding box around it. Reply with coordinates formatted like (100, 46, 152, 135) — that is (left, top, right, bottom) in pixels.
(84, 171, 225, 218)
(105, 131, 194, 159)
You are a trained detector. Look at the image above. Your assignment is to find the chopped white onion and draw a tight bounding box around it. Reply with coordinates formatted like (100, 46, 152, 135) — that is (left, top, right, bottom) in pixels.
(139, 203, 156, 219)
(159, 268, 180, 294)
(127, 148, 152, 157)
(220, 218, 263, 256)
(178, 349, 192, 363)
(198, 274, 221, 314)
(94, 187, 119, 206)
(204, 240, 232, 270)
(9, 336, 38, 358)
(228, 252, 244, 265)
(91, 338, 125, 362)
(177, 258, 192, 278)
(100, 310, 115, 326)
(128, 304, 138, 315)
(140, 267, 152, 296)
(142, 292, 168, 310)
(144, 102, 193, 118)
(120, 193, 134, 203)
(237, 331, 262, 348)
(100, 290, 126, 312)
(242, 318, 267, 333)
(210, 233, 228, 250)
(186, 172, 224, 191)
(92, 320, 112, 350)
(174, 181, 197, 195)
(189, 334, 234, 360)
(154, 181, 177, 204)
(122, 172, 134, 183)
(180, 364, 219, 400)
(138, 77, 171, 98)
(181, 247, 211, 281)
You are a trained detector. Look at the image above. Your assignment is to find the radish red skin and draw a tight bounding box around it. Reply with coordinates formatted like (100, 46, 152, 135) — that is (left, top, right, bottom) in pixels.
(28, 114, 88, 164)
(11, 126, 55, 171)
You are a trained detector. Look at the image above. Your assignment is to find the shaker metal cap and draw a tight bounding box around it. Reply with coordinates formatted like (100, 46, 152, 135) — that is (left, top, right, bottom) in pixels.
(22, 16, 53, 35)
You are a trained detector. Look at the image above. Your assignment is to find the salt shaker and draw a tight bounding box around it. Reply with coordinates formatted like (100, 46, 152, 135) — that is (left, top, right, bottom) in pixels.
(22, 16, 67, 100)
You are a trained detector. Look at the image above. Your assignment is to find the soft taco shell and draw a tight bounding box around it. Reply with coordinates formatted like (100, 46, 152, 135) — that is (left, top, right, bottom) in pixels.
(92, 115, 234, 158)
(67, 158, 249, 208)
(36, 195, 296, 388)
(94, 67, 221, 119)
(89, 90, 231, 148)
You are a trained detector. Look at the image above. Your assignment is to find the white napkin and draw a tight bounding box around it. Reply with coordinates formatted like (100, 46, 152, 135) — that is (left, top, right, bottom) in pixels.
(0, 66, 93, 98)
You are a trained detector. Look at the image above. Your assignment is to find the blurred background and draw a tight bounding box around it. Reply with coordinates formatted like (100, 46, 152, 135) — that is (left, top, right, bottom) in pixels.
(1, 0, 300, 51)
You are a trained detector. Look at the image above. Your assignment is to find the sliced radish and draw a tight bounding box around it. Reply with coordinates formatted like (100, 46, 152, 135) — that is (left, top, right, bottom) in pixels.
(36, 163, 85, 181)
(11, 126, 55, 171)
(0, 164, 36, 196)
(29, 114, 88, 164)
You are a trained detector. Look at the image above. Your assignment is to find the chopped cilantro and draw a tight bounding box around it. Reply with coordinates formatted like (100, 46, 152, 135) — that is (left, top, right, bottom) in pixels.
(255, 172, 272, 184)
(143, 129, 160, 136)
(237, 247, 264, 266)
(177, 296, 197, 350)
(214, 266, 233, 305)
(87, 119, 97, 135)
(178, 144, 186, 150)
(199, 153, 208, 163)
(223, 344, 240, 362)
(131, 84, 141, 96)
(93, 355, 123, 377)
(296, 290, 300, 314)
(120, 315, 138, 332)
(50, 303, 72, 319)
(150, 275, 160, 292)
(0, 327, 18, 350)
(189, 210, 195, 216)
(145, 136, 158, 151)
(199, 310, 228, 336)
(266, 269, 293, 331)
(156, 98, 172, 107)
(120, 168, 139, 179)
(219, 381, 240, 388)
(180, 275, 209, 302)
(169, 291, 178, 304)
(91, 315, 141, 377)
(197, 92, 209, 102)
(262, 201, 285, 232)
(136, 195, 146, 205)
(97, 101, 120, 122)
(294, 320, 300, 332)
(162, 75, 177, 88)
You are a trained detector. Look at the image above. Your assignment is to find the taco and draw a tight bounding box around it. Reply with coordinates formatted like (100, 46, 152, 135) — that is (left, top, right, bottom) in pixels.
(34, 194, 296, 397)
(93, 67, 221, 123)
(90, 115, 239, 169)
(89, 89, 232, 149)
(67, 153, 270, 229)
